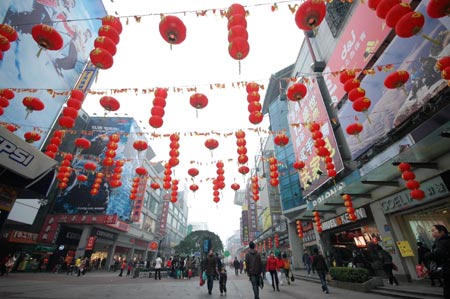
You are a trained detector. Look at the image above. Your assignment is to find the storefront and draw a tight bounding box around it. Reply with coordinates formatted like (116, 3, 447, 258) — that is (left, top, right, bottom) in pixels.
(378, 173, 450, 279)
(90, 228, 116, 270)
(319, 206, 380, 268)
(300, 221, 318, 255)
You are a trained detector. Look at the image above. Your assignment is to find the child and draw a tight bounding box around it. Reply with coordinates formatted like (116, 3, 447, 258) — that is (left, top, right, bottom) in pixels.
(219, 267, 227, 296)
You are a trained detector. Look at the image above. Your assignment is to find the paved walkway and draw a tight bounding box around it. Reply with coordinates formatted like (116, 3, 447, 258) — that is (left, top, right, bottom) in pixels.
(0, 270, 401, 299)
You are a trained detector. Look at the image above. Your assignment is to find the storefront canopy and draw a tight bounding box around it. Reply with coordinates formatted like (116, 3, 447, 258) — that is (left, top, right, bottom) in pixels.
(0, 126, 57, 197)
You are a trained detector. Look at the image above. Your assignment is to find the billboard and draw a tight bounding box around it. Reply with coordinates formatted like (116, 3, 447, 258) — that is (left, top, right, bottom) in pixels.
(53, 117, 143, 221)
(338, 1, 450, 159)
(287, 79, 344, 196)
(0, 0, 106, 148)
(323, 1, 392, 104)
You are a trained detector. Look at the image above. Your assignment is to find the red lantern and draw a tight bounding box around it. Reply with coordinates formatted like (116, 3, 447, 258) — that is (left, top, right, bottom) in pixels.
(227, 3, 246, 18)
(231, 183, 240, 191)
(90, 48, 114, 69)
(402, 171, 416, 181)
(190, 93, 208, 117)
(410, 189, 425, 200)
(376, 0, 401, 19)
(238, 165, 250, 175)
(94, 36, 117, 56)
(0, 35, 10, 52)
(136, 167, 148, 177)
(0, 24, 18, 42)
(235, 130, 246, 139)
(352, 97, 371, 112)
(22, 97, 44, 118)
(346, 122, 363, 136)
(339, 69, 356, 84)
(348, 88, 366, 102)
(62, 107, 78, 119)
(5, 124, 17, 132)
(0, 97, 9, 108)
(150, 182, 160, 190)
(84, 162, 97, 172)
(248, 101, 261, 113)
(228, 37, 249, 60)
(426, 0, 450, 18)
(406, 180, 420, 190)
(384, 70, 410, 89)
(58, 116, 75, 129)
(228, 25, 248, 42)
(238, 155, 249, 164)
(100, 96, 120, 112)
(103, 158, 114, 167)
(293, 160, 306, 171)
(189, 184, 199, 192)
(77, 174, 88, 183)
(24, 131, 41, 143)
(205, 138, 219, 151)
(98, 25, 120, 44)
(188, 168, 199, 178)
(133, 140, 148, 152)
(67, 98, 83, 110)
(368, 0, 382, 10)
(274, 133, 289, 147)
(0, 88, 14, 100)
(74, 138, 91, 152)
(31, 24, 63, 57)
(227, 15, 247, 30)
(344, 79, 360, 93)
(395, 12, 424, 38)
(386, 3, 412, 28)
(286, 83, 307, 101)
(249, 111, 263, 124)
(149, 116, 163, 129)
(71, 90, 85, 101)
(102, 15, 123, 34)
(159, 15, 186, 46)
(294, 0, 327, 31)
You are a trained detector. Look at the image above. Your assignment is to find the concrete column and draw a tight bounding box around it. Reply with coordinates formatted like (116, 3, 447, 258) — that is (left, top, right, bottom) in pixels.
(287, 221, 304, 269)
(106, 243, 116, 271)
(75, 225, 92, 258)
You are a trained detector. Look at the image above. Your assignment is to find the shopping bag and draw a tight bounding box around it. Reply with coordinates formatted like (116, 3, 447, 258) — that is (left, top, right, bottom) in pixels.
(199, 273, 205, 286)
(265, 272, 272, 285)
(290, 274, 295, 282)
(415, 264, 426, 278)
(202, 271, 207, 281)
(278, 271, 284, 285)
(326, 273, 333, 282)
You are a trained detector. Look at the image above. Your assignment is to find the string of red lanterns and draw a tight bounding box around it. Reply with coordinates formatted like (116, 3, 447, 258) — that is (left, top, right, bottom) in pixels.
(226, 3, 250, 73)
(397, 162, 425, 200)
(269, 157, 279, 187)
(246, 82, 263, 125)
(149, 88, 168, 129)
(90, 16, 122, 70)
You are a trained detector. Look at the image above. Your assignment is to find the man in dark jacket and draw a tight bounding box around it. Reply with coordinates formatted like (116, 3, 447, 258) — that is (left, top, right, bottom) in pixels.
(245, 241, 263, 299)
(203, 250, 217, 295)
(312, 247, 330, 293)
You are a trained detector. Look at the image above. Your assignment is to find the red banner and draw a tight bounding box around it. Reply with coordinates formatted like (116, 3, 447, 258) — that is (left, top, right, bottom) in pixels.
(8, 230, 38, 244)
(85, 236, 96, 251)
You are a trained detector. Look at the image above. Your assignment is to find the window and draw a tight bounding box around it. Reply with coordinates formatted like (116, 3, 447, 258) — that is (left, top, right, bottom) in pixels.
(325, 1, 353, 37)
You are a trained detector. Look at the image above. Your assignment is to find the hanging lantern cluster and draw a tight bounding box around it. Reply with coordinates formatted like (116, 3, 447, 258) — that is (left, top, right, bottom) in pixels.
(149, 88, 168, 129)
(340, 70, 373, 124)
(188, 167, 199, 194)
(99, 96, 120, 115)
(226, 3, 250, 71)
(274, 131, 289, 147)
(309, 122, 336, 178)
(294, 0, 327, 32)
(235, 130, 249, 172)
(31, 24, 63, 57)
(269, 157, 279, 187)
(159, 15, 186, 49)
(44, 130, 64, 159)
(90, 172, 104, 196)
(163, 163, 172, 190)
(103, 134, 120, 167)
(274, 233, 279, 248)
(22, 97, 44, 119)
(287, 82, 307, 102)
(296, 220, 304, 238)
(24, 131, 41, 143)
(171, 179, 179, 203)
(168, 134, 180, 167)
(129, 177, 140, 200)
(189, 93, 208, 117)
(436, 56, 450, 83)
(246, 82, 263, 125)
(90, 15, 122, 70)
(212, 161, 226, 203)
(342, 194, 357, 221)
(59, 90, 86, 129)
(251, 175, 259, 201)
(313, 211, 322, 233)
(0, 88, 14, 116)
(0, 24, 18, 59)
(110, 160, 124, 189)
(426, 0, 450, 18)
(263, 239, 267, 252)
(56, 153, 73, 190)
(293, 159, 306, 172)
(268, 237, 272, 249)
(205, 138, 219, 157)
(397, 162, 425, 200)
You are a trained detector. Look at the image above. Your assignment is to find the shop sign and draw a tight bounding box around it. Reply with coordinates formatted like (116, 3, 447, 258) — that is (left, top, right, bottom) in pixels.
(309, 182, 346, 208)
(92, 228, 116, 241)
(85, 236, 96, 251)
(65, 232, 81, 240)
(8, 230, 38, 244)
(302, 229, 316, 243)
(321, 208, 367, 231)
(105, 220, 130, 232)
(134, 239, 147, 248)
(380, 176, 449, 214)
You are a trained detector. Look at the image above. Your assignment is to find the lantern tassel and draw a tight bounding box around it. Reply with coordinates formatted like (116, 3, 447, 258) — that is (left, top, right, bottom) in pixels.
(364, 112, 372, 125)
(421, 34, 441, 46)
(196, 109, 198, 118)
(36, 47, 43, 58)
(238, 61, 241, 75)
(356, 134, 361, 143)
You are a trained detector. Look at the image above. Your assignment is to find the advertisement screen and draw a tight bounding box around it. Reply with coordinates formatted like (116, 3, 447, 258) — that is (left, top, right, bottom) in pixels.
(338, 1, 450, 159)
(0, 0, 106, 147)
(287, 79, 344, 196)
(53, 117, 142, 221)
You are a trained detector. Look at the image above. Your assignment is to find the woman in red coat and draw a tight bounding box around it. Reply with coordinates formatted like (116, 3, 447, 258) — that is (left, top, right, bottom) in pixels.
(266, 251, 280, 291)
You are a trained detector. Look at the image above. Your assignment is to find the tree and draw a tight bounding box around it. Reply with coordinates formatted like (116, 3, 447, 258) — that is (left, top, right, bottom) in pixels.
(174, 230, 223, 256)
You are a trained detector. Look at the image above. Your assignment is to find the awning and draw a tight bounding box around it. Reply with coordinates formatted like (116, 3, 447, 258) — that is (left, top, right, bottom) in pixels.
(0, 126, 57, 197)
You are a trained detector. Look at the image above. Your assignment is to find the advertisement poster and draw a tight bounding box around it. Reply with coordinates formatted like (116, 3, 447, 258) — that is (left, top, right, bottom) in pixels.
(0, 0, 106, 148)
(338, 1, 450, 159)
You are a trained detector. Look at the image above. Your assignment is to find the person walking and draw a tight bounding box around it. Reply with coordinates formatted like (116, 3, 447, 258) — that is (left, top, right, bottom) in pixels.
(233, 257, 240, 276)
(282, 253, 292, 285)
(245, 241, 263, 299)
(154, 255, 163, 280)
(219, 267, 227, 296)
(427, 224, 450, 299)
(312, 248, 330, 294)
(266, 251, 280, 292)
(377, 245, 399, 286)
(118, 259, 126, 277)
(203, 249, 217, 295)
(302, 249, 312, 275)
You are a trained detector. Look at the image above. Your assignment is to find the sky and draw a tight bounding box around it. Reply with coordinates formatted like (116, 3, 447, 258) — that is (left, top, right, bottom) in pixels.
(84, 0, 304, 242)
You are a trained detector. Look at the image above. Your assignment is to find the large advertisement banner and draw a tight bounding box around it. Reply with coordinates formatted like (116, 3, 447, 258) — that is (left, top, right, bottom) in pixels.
(323, 1, 393, 104)
(53, 117, 141, 221)
(287, 79, 344, 196)
(338, 1, 450, 160)
(0, 0, 106, 148)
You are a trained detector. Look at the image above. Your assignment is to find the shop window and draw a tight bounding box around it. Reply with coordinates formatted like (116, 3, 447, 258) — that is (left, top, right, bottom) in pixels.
(325, 1, 353, 37)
